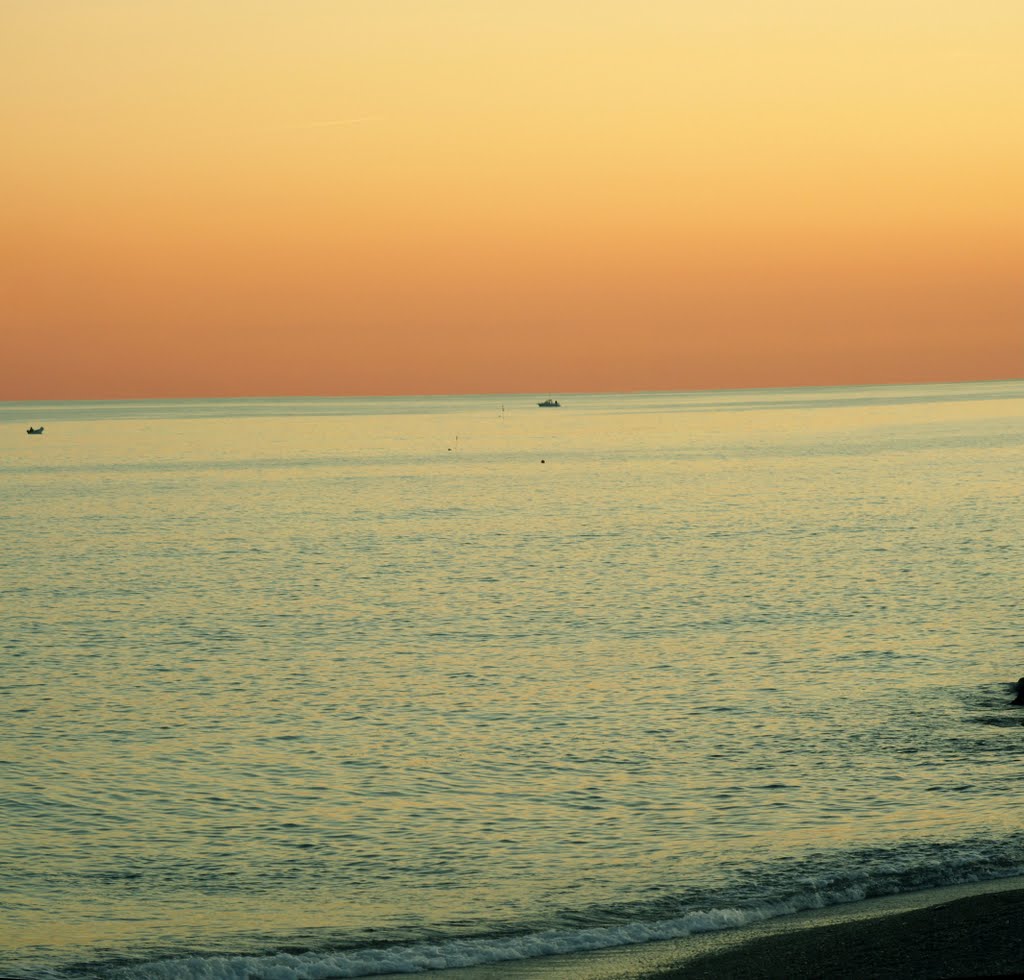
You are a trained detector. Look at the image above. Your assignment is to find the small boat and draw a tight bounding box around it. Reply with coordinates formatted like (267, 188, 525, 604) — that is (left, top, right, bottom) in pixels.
(26, 426, 44, 435)
(537, 398, 560, 408)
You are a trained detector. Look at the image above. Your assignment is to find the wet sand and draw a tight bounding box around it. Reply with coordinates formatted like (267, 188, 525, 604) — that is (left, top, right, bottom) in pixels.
(418, 876, 1024, 980)
(645, 885, 1024, 979)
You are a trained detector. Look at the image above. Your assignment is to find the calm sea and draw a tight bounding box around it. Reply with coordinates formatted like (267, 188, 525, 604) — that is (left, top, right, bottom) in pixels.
(2, 382, 1022, 979)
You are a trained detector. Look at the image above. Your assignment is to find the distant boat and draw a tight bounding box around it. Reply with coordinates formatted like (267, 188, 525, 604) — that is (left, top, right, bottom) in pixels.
(537, 398, 561, 408)
(26, 426, 44, 435)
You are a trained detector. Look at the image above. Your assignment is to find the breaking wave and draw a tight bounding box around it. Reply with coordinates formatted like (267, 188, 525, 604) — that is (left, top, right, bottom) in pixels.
(105, 837, 1024, 979)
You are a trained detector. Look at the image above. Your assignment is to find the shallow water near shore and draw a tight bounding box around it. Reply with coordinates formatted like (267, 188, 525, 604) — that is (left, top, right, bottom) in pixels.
(2, 381, 1022, 979)
(422, 875, 1024, 980)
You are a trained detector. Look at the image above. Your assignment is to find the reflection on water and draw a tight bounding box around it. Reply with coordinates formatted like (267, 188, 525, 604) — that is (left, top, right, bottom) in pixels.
(1, 381, 1022, 976)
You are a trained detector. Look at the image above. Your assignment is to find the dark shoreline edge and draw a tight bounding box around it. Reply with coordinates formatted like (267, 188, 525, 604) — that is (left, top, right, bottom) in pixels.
(419, 877, 1024, 980)
(643, 887, 1024, 980)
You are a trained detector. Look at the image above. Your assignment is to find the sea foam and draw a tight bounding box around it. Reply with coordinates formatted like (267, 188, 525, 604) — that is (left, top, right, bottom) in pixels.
(114, 862, 1024, 979)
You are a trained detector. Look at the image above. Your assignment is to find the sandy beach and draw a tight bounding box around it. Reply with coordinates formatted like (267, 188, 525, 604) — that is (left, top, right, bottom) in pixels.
(645, 885, 1024, 980)
(420, 877, 1024, 980)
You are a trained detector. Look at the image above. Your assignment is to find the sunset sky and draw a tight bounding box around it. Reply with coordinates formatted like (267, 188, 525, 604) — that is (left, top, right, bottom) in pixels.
(3, 1, 1022, 400)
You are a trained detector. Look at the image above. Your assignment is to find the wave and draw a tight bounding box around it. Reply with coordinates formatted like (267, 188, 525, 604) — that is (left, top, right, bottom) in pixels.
(106, 904, 852, 979)
(104, 837, 1024, 980)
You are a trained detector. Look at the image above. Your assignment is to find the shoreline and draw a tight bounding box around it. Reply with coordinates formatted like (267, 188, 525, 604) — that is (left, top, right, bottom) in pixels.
(416, 876, 1024, 980)
(645, 882, 1024, 980)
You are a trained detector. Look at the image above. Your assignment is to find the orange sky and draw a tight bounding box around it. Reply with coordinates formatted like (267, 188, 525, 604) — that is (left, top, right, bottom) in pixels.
(3, 1, 1022, 400)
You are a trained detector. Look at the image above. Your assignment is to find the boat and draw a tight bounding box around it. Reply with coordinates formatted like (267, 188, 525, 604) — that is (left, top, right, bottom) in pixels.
(537, 398, 560, 408)
(26, 426, 44, 435)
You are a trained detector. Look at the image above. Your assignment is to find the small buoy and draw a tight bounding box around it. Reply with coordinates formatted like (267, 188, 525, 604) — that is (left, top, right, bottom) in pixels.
(541, 459, 545, 463)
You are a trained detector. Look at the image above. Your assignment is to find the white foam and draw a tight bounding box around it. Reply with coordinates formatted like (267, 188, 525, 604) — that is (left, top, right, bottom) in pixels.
(113, 846, 1024, 980)
(110, 886, 900, 979)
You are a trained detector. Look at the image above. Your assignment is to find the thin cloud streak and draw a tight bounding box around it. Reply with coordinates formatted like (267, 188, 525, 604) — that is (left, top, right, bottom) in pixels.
(253, 115, 385, 136)
(305, 115, 384, 128)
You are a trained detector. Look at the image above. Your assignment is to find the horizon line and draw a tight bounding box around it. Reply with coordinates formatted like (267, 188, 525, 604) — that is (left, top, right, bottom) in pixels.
(3, 376, 1020, 406)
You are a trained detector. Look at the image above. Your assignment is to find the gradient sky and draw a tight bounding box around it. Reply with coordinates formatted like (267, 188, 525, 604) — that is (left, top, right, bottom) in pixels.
(3, 1, 1022, 399)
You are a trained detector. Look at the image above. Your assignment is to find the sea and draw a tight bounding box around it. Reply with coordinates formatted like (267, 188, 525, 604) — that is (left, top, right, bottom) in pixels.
(2, 380, 1022, 979)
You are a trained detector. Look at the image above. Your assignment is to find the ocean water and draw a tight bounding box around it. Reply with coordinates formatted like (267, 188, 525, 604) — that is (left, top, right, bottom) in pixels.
(2, 381, 1022, 979)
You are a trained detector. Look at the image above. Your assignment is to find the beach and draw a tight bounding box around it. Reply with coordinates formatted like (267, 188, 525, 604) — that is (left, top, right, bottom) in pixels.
(420, 877, 1024, 980)
(647, 883, 1024, 980)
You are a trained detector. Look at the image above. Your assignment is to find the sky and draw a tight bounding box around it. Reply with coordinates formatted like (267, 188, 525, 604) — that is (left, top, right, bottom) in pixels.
(3, 1, 1022, 400)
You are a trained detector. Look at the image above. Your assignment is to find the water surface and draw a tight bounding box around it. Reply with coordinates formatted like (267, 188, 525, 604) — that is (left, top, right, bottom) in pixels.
(2, 381, 1022, 978)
